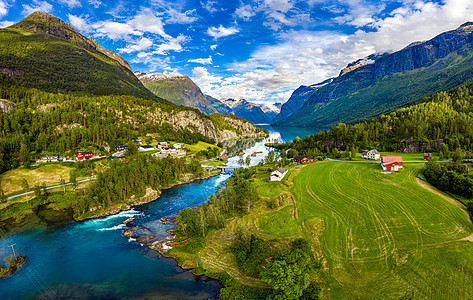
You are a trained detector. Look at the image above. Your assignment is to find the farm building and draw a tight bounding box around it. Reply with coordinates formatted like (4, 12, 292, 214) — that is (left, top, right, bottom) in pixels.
(139, 145, 156, 151)
(293, 155, 314, 164)
(157, 142, 169, 149)
(361, 149, 380, 160)
(269, 167, 287, 182)
(424, 153, 432, 160)
(381, 156, 403, 172)
(173, 143, 185, 149)
(74, 152, 94, 160)
(115, 145, 127, 151)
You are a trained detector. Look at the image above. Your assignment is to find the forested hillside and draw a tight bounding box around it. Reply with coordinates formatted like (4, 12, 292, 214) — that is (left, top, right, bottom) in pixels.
(272, 82, 473, 157)
(0, 12, 159, 101)
(0, 86, 262, 174)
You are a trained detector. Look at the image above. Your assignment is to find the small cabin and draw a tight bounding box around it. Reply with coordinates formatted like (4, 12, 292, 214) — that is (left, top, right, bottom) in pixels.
(269, 167, 287, 182)
(220, 155, 228, 161)
(424, 153, 432, 160)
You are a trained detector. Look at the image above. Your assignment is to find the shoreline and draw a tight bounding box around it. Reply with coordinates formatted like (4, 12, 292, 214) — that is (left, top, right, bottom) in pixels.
(76, 168, 223, 222)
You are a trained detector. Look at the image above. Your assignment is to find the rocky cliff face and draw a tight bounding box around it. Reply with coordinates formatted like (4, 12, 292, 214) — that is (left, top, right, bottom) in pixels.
(140, 106, 258, 142)
(275, 22, 473, 127)
(135, 72, 217, 114)
(0, 99, 16, 113)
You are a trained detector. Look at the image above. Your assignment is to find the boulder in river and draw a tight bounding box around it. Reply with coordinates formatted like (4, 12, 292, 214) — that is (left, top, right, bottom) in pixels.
(122, 228, 137, 238)
(137, 235, 157, 244)
(122, 217, 136, 225)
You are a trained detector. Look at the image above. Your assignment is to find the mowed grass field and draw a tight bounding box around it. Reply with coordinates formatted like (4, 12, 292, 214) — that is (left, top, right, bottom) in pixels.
(293, 162, 473, 298)
(1, 164, 72, 195)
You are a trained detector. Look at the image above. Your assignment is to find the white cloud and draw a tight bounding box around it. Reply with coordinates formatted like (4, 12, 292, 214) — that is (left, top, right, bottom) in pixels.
(153, 34, 188, 55)
(201, 0, 218, 14)
(210, 44, 217, 50)
(22, 0, 53, 15)
(188, 56, 212, 65)
(127, 8, 169, 38)
(118, 37, 153, 53)
(166, 8, 198, 24)
(0, 0, 9, 17)
(94, 21, 143, 40)
(207, 25, 239, 39)
(0, 20, 13, 28)
(59, 0, 81, 9)
(87, 0, 103, 8)
(68, 14, 91, 32)
(235, 4, 256, 21)
(264, 0, 294, 13)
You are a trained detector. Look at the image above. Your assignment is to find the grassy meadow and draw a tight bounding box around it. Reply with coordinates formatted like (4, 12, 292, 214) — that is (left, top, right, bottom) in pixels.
(169, 160, 473, 298)
(293, 162, 473, 298)
(0, 164, 72, 195)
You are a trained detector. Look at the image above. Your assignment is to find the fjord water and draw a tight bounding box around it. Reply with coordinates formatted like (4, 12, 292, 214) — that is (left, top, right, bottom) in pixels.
(0, 126, 317, 299)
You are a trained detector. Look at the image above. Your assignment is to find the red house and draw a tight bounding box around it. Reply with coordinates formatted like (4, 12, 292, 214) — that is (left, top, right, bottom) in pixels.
(75, 151, 94, 160)
(424, 153, 432, 160)
(381, 156, 403, 172)
(220, 155, 228, 161)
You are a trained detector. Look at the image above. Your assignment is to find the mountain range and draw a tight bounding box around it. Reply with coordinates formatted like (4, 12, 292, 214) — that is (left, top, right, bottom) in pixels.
(273, 22, 473, 128)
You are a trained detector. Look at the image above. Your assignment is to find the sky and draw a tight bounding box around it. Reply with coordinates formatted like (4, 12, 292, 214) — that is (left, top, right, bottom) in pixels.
(1, 0, 473, 104)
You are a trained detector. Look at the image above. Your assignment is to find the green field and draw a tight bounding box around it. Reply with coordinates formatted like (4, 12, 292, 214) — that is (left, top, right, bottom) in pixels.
(293, 162, 473, 298)
(185, 141, 221, 153)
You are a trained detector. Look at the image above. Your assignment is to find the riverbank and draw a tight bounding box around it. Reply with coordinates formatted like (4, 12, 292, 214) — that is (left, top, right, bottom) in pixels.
(0, 167, 222, 235)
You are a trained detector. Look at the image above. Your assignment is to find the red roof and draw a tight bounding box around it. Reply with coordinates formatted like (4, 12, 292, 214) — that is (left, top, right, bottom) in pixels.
(220, 155, 228, 159)
(381, 156, 403, 164)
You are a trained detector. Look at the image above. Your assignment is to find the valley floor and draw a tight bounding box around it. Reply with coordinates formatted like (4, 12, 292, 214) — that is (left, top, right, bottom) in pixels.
(294, 162, 473, 298)
(168, 161, 473, 298)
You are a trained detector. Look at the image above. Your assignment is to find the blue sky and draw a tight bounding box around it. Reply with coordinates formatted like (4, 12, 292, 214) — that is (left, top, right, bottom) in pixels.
(1, 0, 472, 104)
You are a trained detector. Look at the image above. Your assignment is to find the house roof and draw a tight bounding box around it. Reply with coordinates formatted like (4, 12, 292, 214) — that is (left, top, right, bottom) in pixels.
(370, 149, 380, 154)
(220, 155, 228, 159)
(275, 167, 286, 173)
(140, 145, 154, 149)
(424, 153, 432, 156)
(294, 155, 303, 160)
(381, 156, 403, 164)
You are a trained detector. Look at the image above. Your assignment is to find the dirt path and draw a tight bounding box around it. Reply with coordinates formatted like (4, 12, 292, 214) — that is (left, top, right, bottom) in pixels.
(416, 178, 467, 212)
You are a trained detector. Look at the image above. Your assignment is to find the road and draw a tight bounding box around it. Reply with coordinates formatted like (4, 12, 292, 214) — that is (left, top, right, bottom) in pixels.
(6, 178, 98, 201)
(326, 158, 451, 163)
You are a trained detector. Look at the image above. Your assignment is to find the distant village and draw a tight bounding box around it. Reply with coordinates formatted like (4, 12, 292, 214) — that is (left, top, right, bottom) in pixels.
(35, 139, 187, 164)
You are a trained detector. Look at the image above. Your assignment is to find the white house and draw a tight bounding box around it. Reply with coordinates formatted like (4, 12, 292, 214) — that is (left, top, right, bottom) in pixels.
(269, 167, 287, 182)
(173, 143, 185, 149)
(139, 145, 156, 151)
(361, 149, 380, 160)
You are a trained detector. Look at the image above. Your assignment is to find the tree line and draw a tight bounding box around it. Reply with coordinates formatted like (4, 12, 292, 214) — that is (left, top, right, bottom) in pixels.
(270, 82, 473, 158)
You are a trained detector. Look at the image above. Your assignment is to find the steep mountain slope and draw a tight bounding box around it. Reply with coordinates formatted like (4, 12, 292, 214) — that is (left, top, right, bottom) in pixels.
(272, 78, 333, 122)
(222, 98, 272, 124)
(0, 11, 159, 101)
(274, 22, 473, 127)
(206, 94, 234, 114)
(135, 72, 217, 114)
(260, 102, 282, 121)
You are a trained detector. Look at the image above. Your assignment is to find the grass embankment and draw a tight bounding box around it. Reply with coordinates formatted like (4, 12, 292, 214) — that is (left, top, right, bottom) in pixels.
(1, 164, 72, 195)
(169, 161, 473, 298)
(185, 141, 221, 153)
(293, 162, 473, 298)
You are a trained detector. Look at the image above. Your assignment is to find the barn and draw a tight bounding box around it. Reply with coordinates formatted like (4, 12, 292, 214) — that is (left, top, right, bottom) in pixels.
(381, 156, 403, 172)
